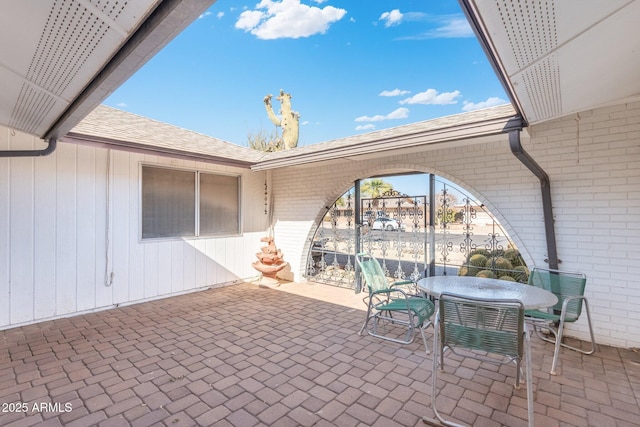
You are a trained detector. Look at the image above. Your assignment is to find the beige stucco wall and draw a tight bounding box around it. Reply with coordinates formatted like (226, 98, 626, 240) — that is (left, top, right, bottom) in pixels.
(270, 101, 640, 348)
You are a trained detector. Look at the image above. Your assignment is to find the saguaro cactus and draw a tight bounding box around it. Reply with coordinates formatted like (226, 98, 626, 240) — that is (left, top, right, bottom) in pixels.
(264, 89, 300, 149)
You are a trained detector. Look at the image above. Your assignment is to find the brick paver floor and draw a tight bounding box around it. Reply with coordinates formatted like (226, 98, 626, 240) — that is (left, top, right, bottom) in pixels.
(1, 282, 639, 426)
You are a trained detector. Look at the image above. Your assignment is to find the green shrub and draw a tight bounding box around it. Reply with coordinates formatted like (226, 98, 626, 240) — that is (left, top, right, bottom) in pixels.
(492, 256, 513, 272)
(460, 248, 527, 282)
(476, 270, 496, 279)
(504, 248, 524, 267)
(462, 253, 487, 276)
(512, 265, 530, 283)
(469, 253, 487, 267)
(470, 249, 491, 258)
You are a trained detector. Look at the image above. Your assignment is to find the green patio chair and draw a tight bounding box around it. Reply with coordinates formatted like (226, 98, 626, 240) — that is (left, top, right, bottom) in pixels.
(355, 253, 434, 353)
(525, 268, 597, 375)
(425, 293, 533, 427)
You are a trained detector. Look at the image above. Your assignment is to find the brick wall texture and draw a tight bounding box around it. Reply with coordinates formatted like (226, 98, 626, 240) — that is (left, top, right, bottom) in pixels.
(271, 102, 640, 348)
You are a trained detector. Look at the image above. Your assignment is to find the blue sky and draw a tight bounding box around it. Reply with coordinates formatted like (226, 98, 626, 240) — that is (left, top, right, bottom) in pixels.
(105, 0, 508, 148)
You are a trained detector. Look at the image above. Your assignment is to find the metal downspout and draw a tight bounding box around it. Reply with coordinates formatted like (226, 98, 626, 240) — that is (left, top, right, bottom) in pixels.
(458, 0, 557, 268)
(0, 138, 57, 157)
(507, 125, 560, 269)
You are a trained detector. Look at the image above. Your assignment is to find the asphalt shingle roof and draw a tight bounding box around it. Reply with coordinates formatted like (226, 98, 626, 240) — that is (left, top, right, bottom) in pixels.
(66, 105, 264, 167)
(66, 103, 517, 169)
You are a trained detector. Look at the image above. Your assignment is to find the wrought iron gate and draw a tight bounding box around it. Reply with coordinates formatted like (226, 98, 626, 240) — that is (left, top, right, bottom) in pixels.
(305, 176, 526, 289)
(306, 187, 430, 289)
(307, 191, 358, 288)
(360, 191, 428, 282)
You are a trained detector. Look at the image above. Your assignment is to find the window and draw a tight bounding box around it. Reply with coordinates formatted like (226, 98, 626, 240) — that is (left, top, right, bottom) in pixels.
(199, 173, 239, 235)
(141, 165, 240, 239)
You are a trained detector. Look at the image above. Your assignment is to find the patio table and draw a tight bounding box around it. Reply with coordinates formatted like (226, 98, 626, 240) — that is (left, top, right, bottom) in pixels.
(419, 275, 552, 427)
(417, 276, 557, 310)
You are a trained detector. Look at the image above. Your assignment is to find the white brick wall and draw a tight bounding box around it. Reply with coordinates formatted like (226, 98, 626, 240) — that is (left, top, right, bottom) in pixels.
(270, 101, 640, 348)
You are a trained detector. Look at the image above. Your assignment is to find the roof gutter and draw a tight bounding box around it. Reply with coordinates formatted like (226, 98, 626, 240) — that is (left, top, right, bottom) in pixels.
(0, 138, 57, 158)
(64, 134, 256, 169)
(251, 112, 514, 171)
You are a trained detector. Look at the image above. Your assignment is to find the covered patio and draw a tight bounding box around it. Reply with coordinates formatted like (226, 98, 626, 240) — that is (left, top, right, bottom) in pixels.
(1, 1, 639, 426)
(1, 282, 638, 427)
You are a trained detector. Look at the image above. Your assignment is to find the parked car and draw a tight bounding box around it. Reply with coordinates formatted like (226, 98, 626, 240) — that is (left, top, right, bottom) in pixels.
(362, 210, 384, 225)
(371, 217, 406, 231)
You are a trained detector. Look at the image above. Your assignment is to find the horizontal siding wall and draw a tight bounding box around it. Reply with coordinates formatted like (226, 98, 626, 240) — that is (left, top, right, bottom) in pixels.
(0, 130, 268, 330)
(271, 101, 640, 348)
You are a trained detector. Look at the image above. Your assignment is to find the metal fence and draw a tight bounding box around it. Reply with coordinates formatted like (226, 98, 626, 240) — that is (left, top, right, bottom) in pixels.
(306, 175, 525, 289)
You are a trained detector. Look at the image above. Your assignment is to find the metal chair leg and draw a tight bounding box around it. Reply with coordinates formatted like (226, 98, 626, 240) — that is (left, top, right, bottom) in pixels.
(359, 299, 373, 336)
(550, 300, 597, 375)
(524, 327, 535, 427)
(419, 319, 431, 355)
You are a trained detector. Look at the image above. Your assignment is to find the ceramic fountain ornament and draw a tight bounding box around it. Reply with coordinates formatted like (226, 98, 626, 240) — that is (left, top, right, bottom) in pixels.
(252, 236, 288, 287)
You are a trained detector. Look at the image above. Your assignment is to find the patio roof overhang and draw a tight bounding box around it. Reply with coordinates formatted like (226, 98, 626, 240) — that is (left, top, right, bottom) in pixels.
(251, 104, 519, 171)
(459, 0, 640, 126)
(0, 0, 217, 142)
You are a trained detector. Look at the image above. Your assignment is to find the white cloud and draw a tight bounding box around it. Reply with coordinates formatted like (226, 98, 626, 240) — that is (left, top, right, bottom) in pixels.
(379, 9, 403, 27)
(386, 108, 410, 119)
(399, 88, 461, 105)
(462, 97, 509, 111)
(235, 0, 347, 40)
(236, 10, 264, 30)
(198, 11, 212, 19)
(379, 88, 410, 97)
(396, 14, 474, 40)
(355, 107, 409, 122)
(117, 102, 127, 108)
(355, 124, 376, 131)
(216, 11, 224, 19)
(430, 17, 473, 38)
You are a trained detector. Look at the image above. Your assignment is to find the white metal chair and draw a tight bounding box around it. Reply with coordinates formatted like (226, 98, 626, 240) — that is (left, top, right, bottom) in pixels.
(424, 293, 534, 427)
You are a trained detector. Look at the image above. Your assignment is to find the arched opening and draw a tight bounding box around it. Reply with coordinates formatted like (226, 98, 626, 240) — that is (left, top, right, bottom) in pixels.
(306, 172, 527, 289)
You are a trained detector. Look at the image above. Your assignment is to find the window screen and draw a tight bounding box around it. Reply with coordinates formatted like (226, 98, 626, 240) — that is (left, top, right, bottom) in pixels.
(141, 165, 240, 239)
(200, 173, 240, 235)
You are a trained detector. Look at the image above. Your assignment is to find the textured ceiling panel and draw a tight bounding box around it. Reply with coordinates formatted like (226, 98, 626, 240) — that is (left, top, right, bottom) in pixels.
(470, 0, 640, 124)
(495, 0, 557, 73)
(27, 0, 112, 96)
(516, 55, 561, 122)
(8, 0, 118, 134)
(493, 0, 559, 122)
(9, 83, 59, 135)
(0, 0, 158, 137)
